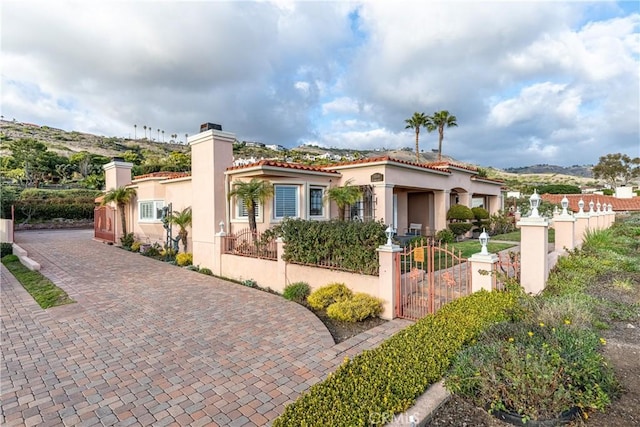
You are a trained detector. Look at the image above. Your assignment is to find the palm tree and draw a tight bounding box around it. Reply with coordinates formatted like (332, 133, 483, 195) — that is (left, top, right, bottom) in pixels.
(426, 110, 458, 161)
(157, 128, 160, 141)
(143, 125, 147, 139)
(326, 179, 363, 221)
(228, 178, 274, 235)
(134, 124, 137, 139)
(102, 186, 137, 237)
(167, 207, 192, 252)
(404, 112, 428, 163)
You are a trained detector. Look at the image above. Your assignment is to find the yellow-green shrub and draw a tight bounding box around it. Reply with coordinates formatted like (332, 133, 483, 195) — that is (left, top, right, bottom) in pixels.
(327, 293, 383, 322)
(307, 283, 353, 310)
(175, 252, 193, 266)
(130, 241, 141, 253)
(273, 290, 518, 427)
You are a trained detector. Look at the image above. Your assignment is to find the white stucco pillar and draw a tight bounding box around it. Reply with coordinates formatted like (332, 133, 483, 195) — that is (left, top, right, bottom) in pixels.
(553, 215, 576, 253)
(373, 184, 394, 227)
(574, 213, 590, 247)
(517, 216, 549, 295)
(433, 190, 449, 233)
(377, 244, 402, 320)
(469, 253, 499, 292)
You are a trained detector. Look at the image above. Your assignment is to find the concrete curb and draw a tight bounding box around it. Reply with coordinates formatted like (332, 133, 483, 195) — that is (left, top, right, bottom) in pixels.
(12, 243, 41, 271)
(386, 381, 451, 427)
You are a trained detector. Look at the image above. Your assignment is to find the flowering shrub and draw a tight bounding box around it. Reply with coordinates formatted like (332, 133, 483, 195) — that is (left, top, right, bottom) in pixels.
(175, 252, 193, 266)
(446, 319, 618, 422)
(307, 283, 353, 310)
(326, 292, 383, 322)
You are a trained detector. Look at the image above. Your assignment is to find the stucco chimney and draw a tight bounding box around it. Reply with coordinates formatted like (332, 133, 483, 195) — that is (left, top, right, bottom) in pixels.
(103, 159, 133, 190)
(189, 126, 235, 268)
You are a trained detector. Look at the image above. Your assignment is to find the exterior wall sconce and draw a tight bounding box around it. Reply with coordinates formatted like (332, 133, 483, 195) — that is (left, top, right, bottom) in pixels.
(529, 190, 541, 218)
(561, 195, 569, 216)
(385, 225, 395, 246)
(478, 228, 489, 255)
(578, 198, 584, 214)
(219, 221, 225, 234)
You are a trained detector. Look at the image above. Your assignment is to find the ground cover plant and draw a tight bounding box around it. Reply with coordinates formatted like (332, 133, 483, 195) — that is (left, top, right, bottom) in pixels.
(2, 254, 74, 309)
(273, 289, 518, 426)
(430, 213, 640, 426)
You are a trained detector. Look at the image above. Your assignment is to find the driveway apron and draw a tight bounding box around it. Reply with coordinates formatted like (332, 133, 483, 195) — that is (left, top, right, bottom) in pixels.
(1, 230, 410, 426)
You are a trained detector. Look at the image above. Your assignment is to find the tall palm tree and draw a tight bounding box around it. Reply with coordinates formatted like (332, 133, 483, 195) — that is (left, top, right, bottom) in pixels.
(426, 110, 458, 161)
(143, 125, 147, 139)
(102, 186, 137, 237)
(167, 206, 192, 252)
(134, 124, 137, 139)
(162, 130, 165, 143)
(228, 179, 274, 235)
(326, 179, 362, 221)
(404, 112, 428, 163)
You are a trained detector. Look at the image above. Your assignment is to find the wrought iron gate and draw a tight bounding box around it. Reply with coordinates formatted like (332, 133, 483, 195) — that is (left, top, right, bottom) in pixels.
(94, 206, 116, 243)
(395, 240, 471, 320)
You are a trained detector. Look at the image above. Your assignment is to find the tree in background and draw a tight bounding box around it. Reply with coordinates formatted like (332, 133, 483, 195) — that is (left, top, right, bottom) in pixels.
(404, 112, 429, 163)
(228, 179, 274, 236)
(167, 206, 192, 252)
(427, 110, 458, 161)
(592, 153, 640, 188)
(102, 186, 137, 237)
(4, 138, 68, 187)
(326, 179, 363, 221)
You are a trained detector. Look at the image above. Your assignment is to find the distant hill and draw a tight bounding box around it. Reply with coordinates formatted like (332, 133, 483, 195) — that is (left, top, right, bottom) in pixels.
(504, 164, 593, 178)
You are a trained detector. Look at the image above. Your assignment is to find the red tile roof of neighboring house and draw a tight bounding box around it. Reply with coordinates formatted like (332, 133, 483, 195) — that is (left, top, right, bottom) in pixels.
(226, 159, 340, 174)
(133, 171, 191, 180)
(426, 161, 479, 173)
(541, 194, 640, 212)
(327, 156, 451, 173)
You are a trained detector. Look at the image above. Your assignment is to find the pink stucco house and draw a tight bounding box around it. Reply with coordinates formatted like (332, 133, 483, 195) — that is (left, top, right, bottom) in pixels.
(99, 125, 504, 269)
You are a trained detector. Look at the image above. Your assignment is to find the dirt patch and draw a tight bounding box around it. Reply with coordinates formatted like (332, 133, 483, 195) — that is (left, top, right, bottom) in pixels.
(310, 307, 387, 343)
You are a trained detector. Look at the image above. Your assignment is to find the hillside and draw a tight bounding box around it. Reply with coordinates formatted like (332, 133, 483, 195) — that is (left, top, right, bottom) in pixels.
(1, 120, 601, 188)
(0, 120, 189, 161)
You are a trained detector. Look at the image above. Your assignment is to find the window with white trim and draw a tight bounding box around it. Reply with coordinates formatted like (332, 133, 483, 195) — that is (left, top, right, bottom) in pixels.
(274, 185, 298, 219)
(139, 200, 164, 222)
(237, 198, 261, 218)
(309, 187, 324, 216)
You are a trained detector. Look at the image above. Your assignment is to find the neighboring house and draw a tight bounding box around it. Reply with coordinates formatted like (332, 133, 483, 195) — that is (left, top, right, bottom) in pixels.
(99, 126, 504, 267)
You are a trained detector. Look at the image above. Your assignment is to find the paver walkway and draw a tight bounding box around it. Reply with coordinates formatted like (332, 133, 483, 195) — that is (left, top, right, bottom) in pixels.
(1, 230, 411, 426)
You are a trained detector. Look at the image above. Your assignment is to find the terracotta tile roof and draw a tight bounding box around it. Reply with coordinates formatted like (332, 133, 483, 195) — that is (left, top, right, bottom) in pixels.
(327, 156, 451, 173)
(541, 194, 640, 212)
(226, 159, 340, 174)
(426, 161, 479, 173)
(133, 171, 191, 180)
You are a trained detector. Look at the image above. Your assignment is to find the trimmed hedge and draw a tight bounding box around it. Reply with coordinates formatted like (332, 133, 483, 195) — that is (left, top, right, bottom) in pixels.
(273, 289, 518, 426)
(326, 293, 383, 322)
(13, 198, 95, 221)
(276, 218, 386, 275)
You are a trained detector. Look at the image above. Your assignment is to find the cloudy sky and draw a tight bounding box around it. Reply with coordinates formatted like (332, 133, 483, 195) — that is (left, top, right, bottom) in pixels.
(2, 0, 639, 168)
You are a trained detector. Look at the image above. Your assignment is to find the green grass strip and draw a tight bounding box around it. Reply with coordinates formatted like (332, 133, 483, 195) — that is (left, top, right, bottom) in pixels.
(2, 255, 74, 309)
(273, 289, 518, 426)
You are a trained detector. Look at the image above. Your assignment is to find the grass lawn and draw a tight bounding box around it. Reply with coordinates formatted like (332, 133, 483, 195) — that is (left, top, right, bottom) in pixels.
(451, 241, 516, 258)
(2, 255, 74, 309)
(492, 227, 555, 243)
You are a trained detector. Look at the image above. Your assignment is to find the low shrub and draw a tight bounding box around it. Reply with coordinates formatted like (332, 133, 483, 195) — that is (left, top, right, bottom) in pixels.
(448, 222, 473, 238)
(435, 229, 455, 244)
(120, 233, 135, 249)
(326, 292, 383, 322)
(241, 279, 257, 288)
(184, 265, 199, 271)
(1, 242, 13, 258)
(283, 282, 311, 303)
(446, 320, 618, 421)
(274, 290, 517, 426)
(175, 252, 193, 266)
(130, 241, 141, 253)
(307, 282, 353, 311)
(141, 243, 162, 258)
(199, 267, 213, 276)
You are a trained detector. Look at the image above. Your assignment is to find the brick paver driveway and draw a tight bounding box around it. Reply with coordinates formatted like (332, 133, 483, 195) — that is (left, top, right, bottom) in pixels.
(1, 230, 410, 426)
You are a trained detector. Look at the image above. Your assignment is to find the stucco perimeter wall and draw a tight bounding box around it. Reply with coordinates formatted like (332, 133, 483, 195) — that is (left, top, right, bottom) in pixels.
(220, 254, 280, 290)
(0, 219, 14, 243)
(286, 264, 379, 295)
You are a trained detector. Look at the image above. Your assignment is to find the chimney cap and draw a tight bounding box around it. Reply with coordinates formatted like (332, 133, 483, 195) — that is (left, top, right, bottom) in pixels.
(200, 123, 223, 132)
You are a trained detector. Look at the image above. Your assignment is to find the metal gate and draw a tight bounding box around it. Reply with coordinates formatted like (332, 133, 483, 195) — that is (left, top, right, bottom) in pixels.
(94, 206, 116, 243)
(395, 239, 471, 320)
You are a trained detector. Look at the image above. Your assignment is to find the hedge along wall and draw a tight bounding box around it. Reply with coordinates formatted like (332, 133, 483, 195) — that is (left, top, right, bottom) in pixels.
(12, 188, 101, 222)
(276, 218, 387, 275)
(273, 289, 518, 427)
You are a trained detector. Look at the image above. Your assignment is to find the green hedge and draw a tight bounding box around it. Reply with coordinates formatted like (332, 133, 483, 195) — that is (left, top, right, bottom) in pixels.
(273, 289, 518, 426)
(13, 198, 95, 221)
(19, 188, 101, 200)
(275, 219, 386, 275)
